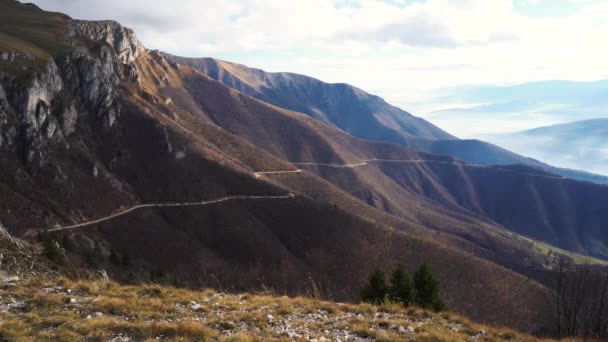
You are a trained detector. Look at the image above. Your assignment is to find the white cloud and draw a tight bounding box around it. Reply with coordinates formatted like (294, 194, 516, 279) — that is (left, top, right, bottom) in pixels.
(30, 0, 528, 51)
(30, 0, 608, 119)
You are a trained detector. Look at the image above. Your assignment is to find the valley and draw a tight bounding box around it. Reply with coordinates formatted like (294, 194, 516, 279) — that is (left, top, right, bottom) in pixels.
(0, 0, 606, 339)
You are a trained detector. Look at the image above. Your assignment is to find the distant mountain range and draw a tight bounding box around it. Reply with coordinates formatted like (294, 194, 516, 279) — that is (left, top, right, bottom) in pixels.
(425, 80, 608, 137)
(484, 118, 608, 176)
(170, 55, 608, 184)
(1, 0, 607, 335)
(167, 55, 456, 142)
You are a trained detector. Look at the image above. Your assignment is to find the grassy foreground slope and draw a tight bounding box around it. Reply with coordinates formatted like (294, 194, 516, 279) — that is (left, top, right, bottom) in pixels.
(0, 277, 557, 342)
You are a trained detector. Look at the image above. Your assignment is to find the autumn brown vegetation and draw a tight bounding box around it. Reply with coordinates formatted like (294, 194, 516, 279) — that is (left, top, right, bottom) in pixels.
(1, 1, 607, 337)
(555, 259, 608, 339)
(0, 276, 553, 341)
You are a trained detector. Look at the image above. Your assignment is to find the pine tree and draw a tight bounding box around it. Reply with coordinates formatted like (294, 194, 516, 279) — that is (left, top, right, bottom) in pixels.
(361, 267, 388, 304)
(413, 263, 446, 311)
(38, 232, 64, 265)
(389, 265, 415, 306)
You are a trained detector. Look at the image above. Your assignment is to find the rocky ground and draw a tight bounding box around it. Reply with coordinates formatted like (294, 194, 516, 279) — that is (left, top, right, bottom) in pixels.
(0, 276, 558, 341)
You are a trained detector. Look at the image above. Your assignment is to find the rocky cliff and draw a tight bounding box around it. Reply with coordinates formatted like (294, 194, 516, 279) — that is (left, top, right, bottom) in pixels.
(67, 20, 144, 64)
(2, 1, 600, 334)
(0, 15, 145, 173)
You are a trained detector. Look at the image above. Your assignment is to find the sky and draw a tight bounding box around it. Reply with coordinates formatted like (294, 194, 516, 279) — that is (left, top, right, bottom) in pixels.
(31, 0, 608, 136)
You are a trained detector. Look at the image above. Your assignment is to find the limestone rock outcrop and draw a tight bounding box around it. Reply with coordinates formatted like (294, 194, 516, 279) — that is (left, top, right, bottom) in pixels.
(0, 17, 146, 172)
(67, 20, 145, 64)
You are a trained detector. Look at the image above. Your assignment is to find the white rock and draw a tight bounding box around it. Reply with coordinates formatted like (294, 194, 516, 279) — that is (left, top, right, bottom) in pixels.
(474, 329, 487, 338)
(2, 276, 19, 283)
(189, 302, 202, 311)
(407, 326, 415, 333)
(7, 299, 26, 310)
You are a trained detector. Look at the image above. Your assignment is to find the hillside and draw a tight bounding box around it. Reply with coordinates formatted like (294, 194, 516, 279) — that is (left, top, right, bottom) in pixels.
(177, 67, 608, 261)
(167, 55, 455, 142)
(169, 55, 608, 185)
(0, 276, 550, 341)
(5, 0, 608, 336)
(484, 118, 608, 177)
(0, 0, 563, 333)
(407, 138, 608, 185)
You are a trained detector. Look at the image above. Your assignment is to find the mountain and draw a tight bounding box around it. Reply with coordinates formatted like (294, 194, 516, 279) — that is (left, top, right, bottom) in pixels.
(4, 0, 608, 335)
(424, 80, 608, 138)
(177, 66, 608, 261)
(166, 55, 455, 142)
(0, 0, 558, 332)
(170, 56, 608, 185)
(406, 138, 608, 184)
(483, 118, 608, 177)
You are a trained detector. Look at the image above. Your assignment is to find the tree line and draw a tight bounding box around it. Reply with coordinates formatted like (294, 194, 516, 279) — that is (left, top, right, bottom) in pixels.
(554, 258, 608, 339)
(361, 263, 445, 311)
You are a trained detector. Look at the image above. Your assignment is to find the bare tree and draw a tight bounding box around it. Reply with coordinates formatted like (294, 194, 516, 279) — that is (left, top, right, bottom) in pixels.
(555, 258, 608, 339)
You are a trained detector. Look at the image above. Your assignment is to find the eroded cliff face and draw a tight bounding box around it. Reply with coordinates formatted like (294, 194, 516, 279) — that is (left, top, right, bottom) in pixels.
(67, 20, 145, 64)
(0, 18, 145, 173)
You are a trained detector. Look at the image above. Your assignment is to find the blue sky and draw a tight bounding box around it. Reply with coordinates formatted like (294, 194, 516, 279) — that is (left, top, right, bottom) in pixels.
(32, 0, 608, 136)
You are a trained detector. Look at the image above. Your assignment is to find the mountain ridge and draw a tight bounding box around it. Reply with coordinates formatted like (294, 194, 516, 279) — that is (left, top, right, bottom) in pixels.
(0, 2, 558, 331)
(483, 118, 608, 177)
(2, 0, 607, 335)
(169, 54, 608, 185)
(176, 61, 608, 260)
(167, 55, 456, 142)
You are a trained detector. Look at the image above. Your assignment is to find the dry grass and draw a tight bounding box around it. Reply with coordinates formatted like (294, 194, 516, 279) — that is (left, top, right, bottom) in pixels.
(0, 277, 560, 341)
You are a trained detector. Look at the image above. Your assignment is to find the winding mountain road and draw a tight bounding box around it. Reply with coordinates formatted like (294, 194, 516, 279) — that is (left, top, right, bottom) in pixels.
(254, 170, 302, 178)
(291, 162, 368, 168)
(47, 157, 564, 232)
(291, 159, 456, 168)
(46, 194, 295, 232)
(290, 158, 566, 179)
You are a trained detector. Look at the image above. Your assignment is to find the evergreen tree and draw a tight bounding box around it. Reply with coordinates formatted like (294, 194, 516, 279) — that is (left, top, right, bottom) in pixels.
(389, 265, 415, 306)
(38, 232, 64, 265)
(413, 263, 446, 311)
(361, 267, 388, 304)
